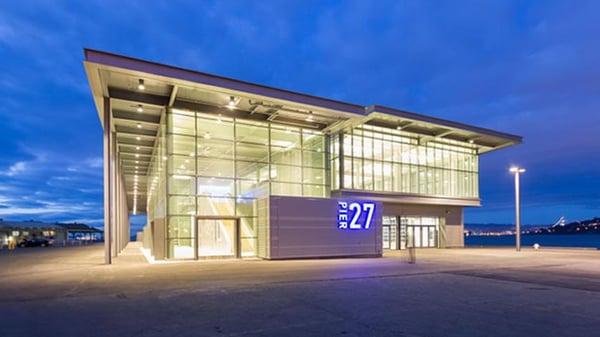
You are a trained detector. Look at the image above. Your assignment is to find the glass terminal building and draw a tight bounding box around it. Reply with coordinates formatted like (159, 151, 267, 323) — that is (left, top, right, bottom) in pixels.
(84, 49, 521, 263)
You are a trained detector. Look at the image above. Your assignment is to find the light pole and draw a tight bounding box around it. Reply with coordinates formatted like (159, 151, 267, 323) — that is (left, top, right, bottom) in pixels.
(509, 166, 525, 251)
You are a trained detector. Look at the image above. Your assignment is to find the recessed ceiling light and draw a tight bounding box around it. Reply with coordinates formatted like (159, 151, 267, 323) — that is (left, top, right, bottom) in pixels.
(204, 132, 211, 139)
(136, 146, 140, 150)
(136, 136, 141, 141)
(305, 111, 314, 122)
(135, 154, 139, 158)
(137, 123, 142, 129)
(138, 79, 145, 91)
(137, 104, 143, 113)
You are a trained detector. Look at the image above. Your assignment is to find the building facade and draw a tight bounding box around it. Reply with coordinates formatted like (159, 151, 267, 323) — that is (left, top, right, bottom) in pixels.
(84, 49, 521, 263)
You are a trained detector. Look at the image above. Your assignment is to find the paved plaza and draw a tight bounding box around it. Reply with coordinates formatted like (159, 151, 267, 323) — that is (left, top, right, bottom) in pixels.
(1, 243, 600, 336)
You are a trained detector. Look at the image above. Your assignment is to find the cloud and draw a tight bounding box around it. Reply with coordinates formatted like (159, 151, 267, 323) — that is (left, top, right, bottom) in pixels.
(2, 161, 27, 177)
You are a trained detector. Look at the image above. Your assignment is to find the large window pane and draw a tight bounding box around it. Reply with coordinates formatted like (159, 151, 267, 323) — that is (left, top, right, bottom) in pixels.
(197, 157, 234, 178)
(168, 196, 195, 215)
(168, 175, 196, 195)
(236, 161, 265, 181)
(303, 184, 326, 197)
(197, 139, 234, 159)
(197, 113, 233, 140)
(169, 155, 196, 175)
(236, 142, 268, 162)
(197, 177, 235, 197)
(271, 126, 300, 148)
(304, 151, 325, 168)
(352, 158, 363, 190)
(197, 196, 235, 216)
(236, 122, 268, 144)
(343, 158, 352, 189)
(169, 134, 195, 156)
(168, 216, 194, 238)
(169, 113, 195, 136)
(271, 164, 301, 182)
(237, 180, 268, 198)
(303, 131, 324, 151)
(271, 147, 302, 166)
(271, 182, 302, 196)
(236, 198, 256, 217)
(303, 167, 325, 185)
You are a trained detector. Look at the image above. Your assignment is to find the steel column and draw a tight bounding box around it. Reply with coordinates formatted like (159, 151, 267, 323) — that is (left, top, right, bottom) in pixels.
(103, 97, 112, 264)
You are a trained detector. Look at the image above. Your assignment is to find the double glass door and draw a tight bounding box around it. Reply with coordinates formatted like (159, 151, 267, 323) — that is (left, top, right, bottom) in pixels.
(196, 217, 240, 259)
(406, 225, 437, 248)
(384, 216, 440, 250)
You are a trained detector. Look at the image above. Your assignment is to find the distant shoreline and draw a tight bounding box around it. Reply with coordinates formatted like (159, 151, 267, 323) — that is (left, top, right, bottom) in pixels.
(467, 232, 600, 237)
(465, 233, 600, 249)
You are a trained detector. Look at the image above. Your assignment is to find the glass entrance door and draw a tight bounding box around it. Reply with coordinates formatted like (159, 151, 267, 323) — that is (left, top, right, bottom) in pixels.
(382, 216, 398, 250)
(195, 217, 240, 259)
(403, 216, 440, 248)
(382, 225, 390, 249)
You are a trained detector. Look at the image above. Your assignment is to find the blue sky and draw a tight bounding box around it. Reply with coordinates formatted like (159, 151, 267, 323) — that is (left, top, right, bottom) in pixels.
(0, 1, 598, 232)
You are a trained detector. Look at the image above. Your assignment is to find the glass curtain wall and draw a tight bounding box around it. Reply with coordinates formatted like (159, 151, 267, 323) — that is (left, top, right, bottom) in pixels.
(166, 109, 328, 259)
(333, 124, 479, 198)
(145, 113, 167, 253)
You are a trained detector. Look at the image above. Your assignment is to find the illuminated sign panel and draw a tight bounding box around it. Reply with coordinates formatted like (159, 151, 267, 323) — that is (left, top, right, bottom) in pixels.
(337, 201, 376, 230)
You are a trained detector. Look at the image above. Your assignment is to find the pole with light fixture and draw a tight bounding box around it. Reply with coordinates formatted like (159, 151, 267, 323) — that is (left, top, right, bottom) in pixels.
(509, 166, 525, 251)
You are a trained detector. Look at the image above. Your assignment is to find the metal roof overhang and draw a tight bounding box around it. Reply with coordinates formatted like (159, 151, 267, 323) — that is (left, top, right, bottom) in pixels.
(83, 49, 522, 213)
(324, 106, 522, 154)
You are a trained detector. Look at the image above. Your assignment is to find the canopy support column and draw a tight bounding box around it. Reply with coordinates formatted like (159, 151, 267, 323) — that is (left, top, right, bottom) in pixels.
(103, 97, 113, 264)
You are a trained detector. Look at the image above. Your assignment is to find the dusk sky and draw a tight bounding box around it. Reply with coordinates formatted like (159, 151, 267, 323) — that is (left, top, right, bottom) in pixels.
(0, 1, 598, 231)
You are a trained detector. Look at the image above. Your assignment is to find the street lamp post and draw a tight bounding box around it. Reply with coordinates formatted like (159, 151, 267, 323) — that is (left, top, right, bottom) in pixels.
(509, 166, 525, 251)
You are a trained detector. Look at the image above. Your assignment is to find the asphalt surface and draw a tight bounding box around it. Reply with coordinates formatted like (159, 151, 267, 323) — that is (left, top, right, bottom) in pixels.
(1, 243, 600, 337)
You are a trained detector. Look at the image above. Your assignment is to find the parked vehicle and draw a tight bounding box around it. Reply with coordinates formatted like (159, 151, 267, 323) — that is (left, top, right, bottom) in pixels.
(18, 238, 51, 248)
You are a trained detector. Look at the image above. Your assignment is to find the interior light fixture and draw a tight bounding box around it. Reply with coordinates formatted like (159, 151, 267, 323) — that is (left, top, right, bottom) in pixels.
(468, 139, 474, 144)
(135, 154, 140, 158)
(217, 113, 223, 123)
(137, 123, 142, 129)
(136, 146, 140, 150)
(138, 79, 145, 91)
(204, 132, 211, 139)
(136, 136, 141, 141)
(135, 161, 139, 164)
(136, 104, 144, 113)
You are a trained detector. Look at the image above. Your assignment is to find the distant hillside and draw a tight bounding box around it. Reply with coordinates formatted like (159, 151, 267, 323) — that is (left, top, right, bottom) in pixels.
(538, 217, 600, 234)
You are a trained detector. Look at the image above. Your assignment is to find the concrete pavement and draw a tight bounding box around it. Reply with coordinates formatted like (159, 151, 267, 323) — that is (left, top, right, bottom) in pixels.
(1, 243, 600, 336)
